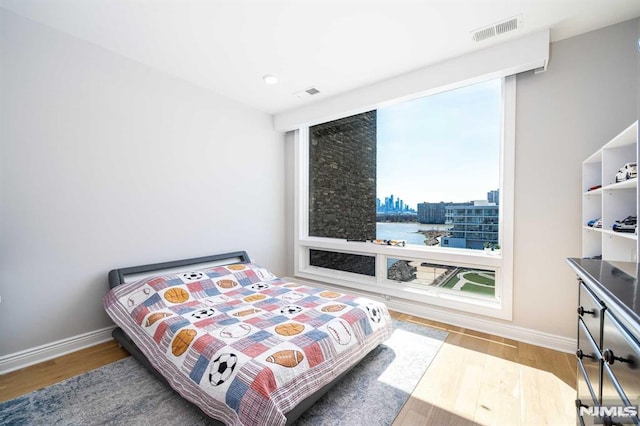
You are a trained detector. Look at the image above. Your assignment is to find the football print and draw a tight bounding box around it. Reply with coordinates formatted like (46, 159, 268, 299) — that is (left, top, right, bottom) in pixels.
(209, 353, 238, 386)
(321, 304, 346, 313)
(171, 329, 197, 356)
(190, 308, 217, 320)
(265, 350, 304, 368)
(164, 287, 189, 304)
(244, 294, 267, 303)
(280, 305, 303, 315)
(216, 279, 238, 289)
(145, 312, 172, 327)
(233, 308, 260, 317)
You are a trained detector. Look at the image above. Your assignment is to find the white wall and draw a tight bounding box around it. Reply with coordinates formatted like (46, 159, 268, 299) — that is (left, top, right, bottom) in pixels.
(0, 10, 285, 357)
(513, 18, 638, 339)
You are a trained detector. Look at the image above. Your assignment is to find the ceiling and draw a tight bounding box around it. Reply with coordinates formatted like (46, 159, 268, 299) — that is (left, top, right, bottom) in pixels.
(2, 0, 640, 114)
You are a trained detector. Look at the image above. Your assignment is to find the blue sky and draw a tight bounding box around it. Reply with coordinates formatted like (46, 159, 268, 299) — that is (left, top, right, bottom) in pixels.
(377, 78, 502, 209)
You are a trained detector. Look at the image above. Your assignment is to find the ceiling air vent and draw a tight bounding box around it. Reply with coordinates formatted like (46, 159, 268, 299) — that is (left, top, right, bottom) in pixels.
(294, 87, 320, 99)
(472, 15, 522, 42)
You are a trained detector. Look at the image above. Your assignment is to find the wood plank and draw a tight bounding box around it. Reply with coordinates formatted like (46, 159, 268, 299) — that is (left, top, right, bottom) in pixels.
(0, 340, 129, 402)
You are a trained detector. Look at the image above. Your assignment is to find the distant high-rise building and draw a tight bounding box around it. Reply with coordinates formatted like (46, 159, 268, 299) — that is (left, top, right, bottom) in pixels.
(377, 193, 415, 214)
(440, 200, 499, 250)
(417, 202, 451, 224)
(487, 189, 499, 205)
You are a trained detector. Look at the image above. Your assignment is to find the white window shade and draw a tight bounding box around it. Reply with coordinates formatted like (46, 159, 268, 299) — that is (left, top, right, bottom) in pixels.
(274, 29, 548, 132)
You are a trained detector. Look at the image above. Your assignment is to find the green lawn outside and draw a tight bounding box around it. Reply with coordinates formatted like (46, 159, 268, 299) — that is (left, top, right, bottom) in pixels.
(442, 274, 460, 289)
(441, 269, 495, 297)
(460, 283, 495, 296)
(464, 272, 495, 286)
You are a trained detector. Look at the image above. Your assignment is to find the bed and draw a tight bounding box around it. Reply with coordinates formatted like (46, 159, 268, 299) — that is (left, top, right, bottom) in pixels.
(104, 251, 393, 426)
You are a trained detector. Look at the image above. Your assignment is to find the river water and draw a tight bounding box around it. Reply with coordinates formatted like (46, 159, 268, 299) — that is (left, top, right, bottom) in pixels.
(376, 222, 452, 245)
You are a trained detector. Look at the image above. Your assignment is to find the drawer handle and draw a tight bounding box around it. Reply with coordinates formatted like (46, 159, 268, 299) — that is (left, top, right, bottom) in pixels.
(577, 306, 595, 316)
(575, 349, 594, 360)
(602, 348, 634, 366)
(575, 399, 588, 409)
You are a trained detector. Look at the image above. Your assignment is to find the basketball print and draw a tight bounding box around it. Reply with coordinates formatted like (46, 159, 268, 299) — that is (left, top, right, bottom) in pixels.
(244, 294, 266, 303)
(171, 329, 197, 356)
(164, 287, 189, 304)
(265, 350, 304, 368)
(319, 291, 341, 299)
(227, 264, 246, 271)
(145, 312, 172, 327)
(321, 304, 346, 313)
(209, 353, 238, 386)
(216, 279, 238, 289)
(275, 323, 305, 337)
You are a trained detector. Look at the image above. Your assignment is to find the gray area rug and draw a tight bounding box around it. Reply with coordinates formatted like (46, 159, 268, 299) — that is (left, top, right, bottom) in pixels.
(1, 319, 447, 426)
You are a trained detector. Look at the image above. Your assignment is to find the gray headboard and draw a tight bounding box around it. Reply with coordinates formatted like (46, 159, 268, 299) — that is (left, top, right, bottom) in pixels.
(107, 251, 251, 289)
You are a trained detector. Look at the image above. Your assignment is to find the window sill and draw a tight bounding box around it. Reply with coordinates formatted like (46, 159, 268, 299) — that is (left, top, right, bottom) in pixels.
(294, 266, 508, 320)
(298, 236, 504, 267)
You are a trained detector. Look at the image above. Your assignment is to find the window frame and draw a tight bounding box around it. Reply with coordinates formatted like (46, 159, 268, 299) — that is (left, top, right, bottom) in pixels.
(293, 76, 515, 320)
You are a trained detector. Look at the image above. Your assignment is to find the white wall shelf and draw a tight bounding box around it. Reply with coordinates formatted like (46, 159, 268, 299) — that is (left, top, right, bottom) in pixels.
(582, 121, 639, 262)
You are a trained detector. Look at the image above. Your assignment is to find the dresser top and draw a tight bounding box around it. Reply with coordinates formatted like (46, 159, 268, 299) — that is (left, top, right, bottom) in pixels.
(567, 258, 640, 325)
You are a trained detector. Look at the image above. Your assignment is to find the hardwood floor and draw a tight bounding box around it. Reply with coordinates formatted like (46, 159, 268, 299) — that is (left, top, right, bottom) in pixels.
(390, 311, 576, 426)
(0, 340, 129, 402)
(0, 311, 576, 425)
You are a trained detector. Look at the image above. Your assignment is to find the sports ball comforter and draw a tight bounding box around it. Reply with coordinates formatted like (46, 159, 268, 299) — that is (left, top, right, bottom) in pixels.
(103, 262, 393, 426)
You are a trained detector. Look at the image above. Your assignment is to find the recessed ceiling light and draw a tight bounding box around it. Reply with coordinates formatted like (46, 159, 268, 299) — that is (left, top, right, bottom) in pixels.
(263, 74, 278, 85)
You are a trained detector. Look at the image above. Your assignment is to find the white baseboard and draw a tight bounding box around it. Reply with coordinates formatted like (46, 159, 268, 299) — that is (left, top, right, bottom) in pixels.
(0, 326, 116, 375)
(286, 276, 576, 354)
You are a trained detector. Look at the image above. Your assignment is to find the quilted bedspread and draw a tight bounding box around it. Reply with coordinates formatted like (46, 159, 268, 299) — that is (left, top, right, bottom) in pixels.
(103, 262, 393, 426)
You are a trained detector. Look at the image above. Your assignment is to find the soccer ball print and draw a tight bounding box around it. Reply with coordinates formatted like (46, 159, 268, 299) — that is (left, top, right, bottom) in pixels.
(280, 305, 303, 316)
(208, 353, 238, 386)
(179, 271, 205, 283)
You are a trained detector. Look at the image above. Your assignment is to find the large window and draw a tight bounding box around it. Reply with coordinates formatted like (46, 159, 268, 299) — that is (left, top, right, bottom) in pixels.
(295, 77, 515, 320)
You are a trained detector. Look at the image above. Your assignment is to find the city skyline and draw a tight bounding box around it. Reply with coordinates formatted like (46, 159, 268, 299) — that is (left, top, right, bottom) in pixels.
(377, 188, 499, 212)
(376, 78, 502, 209)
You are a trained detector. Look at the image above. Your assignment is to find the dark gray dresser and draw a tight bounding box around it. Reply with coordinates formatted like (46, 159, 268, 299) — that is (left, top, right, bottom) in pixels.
(567, 258, 640, 426)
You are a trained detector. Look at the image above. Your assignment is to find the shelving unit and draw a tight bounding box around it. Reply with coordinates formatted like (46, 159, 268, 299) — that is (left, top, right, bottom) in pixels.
(582, 121, 639, 262)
